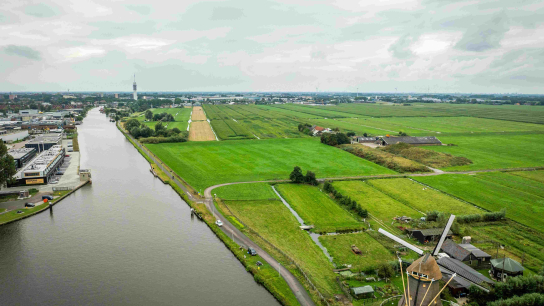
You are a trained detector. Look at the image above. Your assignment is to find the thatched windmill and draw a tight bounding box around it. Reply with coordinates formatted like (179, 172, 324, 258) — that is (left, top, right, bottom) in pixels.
(378, 215, 489, 306)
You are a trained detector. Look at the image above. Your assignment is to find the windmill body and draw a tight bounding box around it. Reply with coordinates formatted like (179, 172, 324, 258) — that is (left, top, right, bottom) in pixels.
(399, 255, 443, 306)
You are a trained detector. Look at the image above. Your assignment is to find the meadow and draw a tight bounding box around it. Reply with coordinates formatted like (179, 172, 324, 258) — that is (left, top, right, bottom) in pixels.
(422, 134, 544, 170)
(136, 107, 192, 131)
(331, 181, 422, 226)
(224, 199, 339, 296)
(275, 184, 362, 232)
(319, 232, 396, 272)
(367, 178, 483, 215)
(214, 183, 278, 200)
(510, 170, 544, 184)
(414, 174, 544, 233)
(146, 138, 394, 191)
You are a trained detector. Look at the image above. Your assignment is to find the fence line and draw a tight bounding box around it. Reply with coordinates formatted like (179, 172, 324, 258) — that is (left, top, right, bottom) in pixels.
(53, 186, 74, 191)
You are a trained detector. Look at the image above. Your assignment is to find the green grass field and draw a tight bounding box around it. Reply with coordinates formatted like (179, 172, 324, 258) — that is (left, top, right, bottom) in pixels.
(146, 138, 394, 191)
(275, 184, 362, 232)
(422, 134, 544, 171)
(414, 174, 544, 233)
(319, 232, 396, 272)
(475, 172, 544, 198)
(510, 170, 544, 184)
(136, 108, 192, 131)
(368, 178, 483, 215)
(332, 181, 422, 224)
(214, 183, 278, 200)
(224, 199, 339, 296)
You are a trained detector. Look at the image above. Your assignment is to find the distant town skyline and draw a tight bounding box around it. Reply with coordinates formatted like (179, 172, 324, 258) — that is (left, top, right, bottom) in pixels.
(1, 0, 543, 94)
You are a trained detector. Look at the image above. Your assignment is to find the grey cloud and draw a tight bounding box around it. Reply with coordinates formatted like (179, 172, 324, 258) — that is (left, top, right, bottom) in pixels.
(126, 5, 152, 15)
(455, 14, 510, 52)
(3, 45, 41, 60)
(24, 3, 60, 18)
(388, 35, 417, 59)
(211, 7, 245, 21)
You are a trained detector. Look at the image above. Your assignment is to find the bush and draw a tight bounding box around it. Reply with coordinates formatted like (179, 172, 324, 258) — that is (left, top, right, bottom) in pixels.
(382, 143, 472, 168)
(340, 144, 430, 173)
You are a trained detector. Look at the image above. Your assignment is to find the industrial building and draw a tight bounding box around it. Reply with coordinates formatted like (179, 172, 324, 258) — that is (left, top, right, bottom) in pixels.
(8, 148, 37, 169)
(25, 135, 62, 152)
(17, 145, 65, 185)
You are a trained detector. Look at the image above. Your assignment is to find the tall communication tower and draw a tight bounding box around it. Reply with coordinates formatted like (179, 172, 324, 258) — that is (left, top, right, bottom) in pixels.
(133, 74, 138, 100)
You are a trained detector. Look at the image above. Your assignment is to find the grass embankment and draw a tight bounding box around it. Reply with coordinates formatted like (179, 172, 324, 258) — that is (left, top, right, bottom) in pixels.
(119, 123, 299, 305)
(509, 170, 544, 184)
(72, 132, 80, 152)
(368, 178, 482, 216)
(382, 143, 472, 169)
(146, 138, 394, 191)
(340, 144, 429, 173)
(414, 174, 544, 233)
(224, 199, 339, 297)
(319, 232, 395, 272)
(275, 183, 362, 233)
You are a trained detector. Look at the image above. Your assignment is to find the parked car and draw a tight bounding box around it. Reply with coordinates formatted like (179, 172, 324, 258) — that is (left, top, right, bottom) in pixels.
(67, 148, 73, 152)
(65, 154, 70, 157)
(49, 180, 58, 184)
(247, 248, 257, 256)
(215, 220, 223, 227)
(42, 195, 54, 200)
(17, 210, 24, 214)
(56, 171, 64, 175)
(25, 203, 35, 208)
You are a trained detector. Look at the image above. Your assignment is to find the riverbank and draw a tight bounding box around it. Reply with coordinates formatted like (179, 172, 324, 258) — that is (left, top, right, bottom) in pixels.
(0, 180, 90, 226)
(116, 121, 301, 306)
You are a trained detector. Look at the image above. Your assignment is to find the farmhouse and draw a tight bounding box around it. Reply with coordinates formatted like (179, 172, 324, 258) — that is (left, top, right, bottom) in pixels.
(377, 136, 442, 146)
(440, 240, 492, 266)
(438, 257, 494, 288)
(490, 258, 524, 280)
(459, 243, 492, 265)
(310, 125, 331, 136)
(355, 136, 377, 143)
(408, 228, 452, 244)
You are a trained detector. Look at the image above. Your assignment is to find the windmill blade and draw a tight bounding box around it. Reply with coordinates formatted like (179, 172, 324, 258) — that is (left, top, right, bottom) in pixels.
(378, 228, 424, 255)
(432, 215, 456, 256)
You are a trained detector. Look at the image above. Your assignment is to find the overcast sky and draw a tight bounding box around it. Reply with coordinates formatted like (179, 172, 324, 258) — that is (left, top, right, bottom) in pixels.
(1, 0, 543, 93)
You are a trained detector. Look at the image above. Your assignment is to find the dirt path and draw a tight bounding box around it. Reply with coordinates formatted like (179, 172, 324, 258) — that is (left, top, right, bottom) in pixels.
(188, 121, 216, 141)
(191, 106, 207, 121)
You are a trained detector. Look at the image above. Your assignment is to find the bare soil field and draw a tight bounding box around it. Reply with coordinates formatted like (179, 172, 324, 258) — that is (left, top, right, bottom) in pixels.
(191, 106, 208, 121)
(189, 121, 216, 141)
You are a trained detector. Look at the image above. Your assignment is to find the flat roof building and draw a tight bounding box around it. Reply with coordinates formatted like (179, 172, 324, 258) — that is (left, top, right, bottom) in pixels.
(16, 145, 65, 185)
(25, 135, 62, 152)
(378, 136, 442, 146)
(8, 148, 37, 169)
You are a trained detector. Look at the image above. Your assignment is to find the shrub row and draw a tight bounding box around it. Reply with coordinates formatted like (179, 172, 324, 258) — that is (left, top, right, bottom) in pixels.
(323, 181, 368, 218)
(426, 209, 506, 224)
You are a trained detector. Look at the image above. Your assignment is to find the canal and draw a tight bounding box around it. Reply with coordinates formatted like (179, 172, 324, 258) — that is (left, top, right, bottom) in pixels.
(0, 109, 280, 306)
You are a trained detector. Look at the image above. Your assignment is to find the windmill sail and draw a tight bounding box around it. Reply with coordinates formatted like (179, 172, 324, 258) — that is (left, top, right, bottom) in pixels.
(432, 215, 456, 256)
(378, 228, 424, 255)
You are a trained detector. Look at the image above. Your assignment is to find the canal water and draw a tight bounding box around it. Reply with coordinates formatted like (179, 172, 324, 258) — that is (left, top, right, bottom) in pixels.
(0, 109, 279, 306)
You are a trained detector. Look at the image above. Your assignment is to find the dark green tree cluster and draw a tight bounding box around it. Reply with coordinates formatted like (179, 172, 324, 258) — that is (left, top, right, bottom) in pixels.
(346, 131, 356, 137)
(124, 118, 186, 142)
(0, 142, 16, 186)
(468, 275, 544, 306)
(153, 112, 174, 122)
(323, 181, 368, 218)
(320, 132, 350, 146)
(398, 131, 408, 136)
(289, 166, 318, 186)
(297, 123, 313, 135)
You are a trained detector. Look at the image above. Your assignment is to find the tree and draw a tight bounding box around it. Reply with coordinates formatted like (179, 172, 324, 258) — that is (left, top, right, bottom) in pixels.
(346, 131, 355, 137)
(305, 171, 318, 186)
(76, 116, 83, 121)
(145, 110, 153, 120)
(172, 127, 181, 134)
(153, 113, 161, 121)
(139, 126, 154, 138)
(336, 133, 350, 145)
(398, 131, 408, 136)
(155, 122, 165, 133)
(0, 142, 16, 186)
(377, 262, 395, 280)
(289, 166, 304, 183)
(125, 118, 140, 131)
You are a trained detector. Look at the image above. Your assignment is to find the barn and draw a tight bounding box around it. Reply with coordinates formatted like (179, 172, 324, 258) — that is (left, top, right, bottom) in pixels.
(377, 136, 442, 146)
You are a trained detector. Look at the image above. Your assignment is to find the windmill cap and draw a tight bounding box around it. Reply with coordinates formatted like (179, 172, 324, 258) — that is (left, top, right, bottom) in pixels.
(407, 255, 442, 280)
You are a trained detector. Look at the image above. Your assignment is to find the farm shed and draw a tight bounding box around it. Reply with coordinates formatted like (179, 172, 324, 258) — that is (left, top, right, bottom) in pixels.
(437, 257, 494, 287)
(440, 239, 472, 262)
(440, 267, 473, 297)
(459, 244, 492, 265)
(408, 228, 452, 244)
(356, 137, 377, 143)
(350, 285, 374, 299)
(491, 258, 524, 280)
(377, 136, 442, 146)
